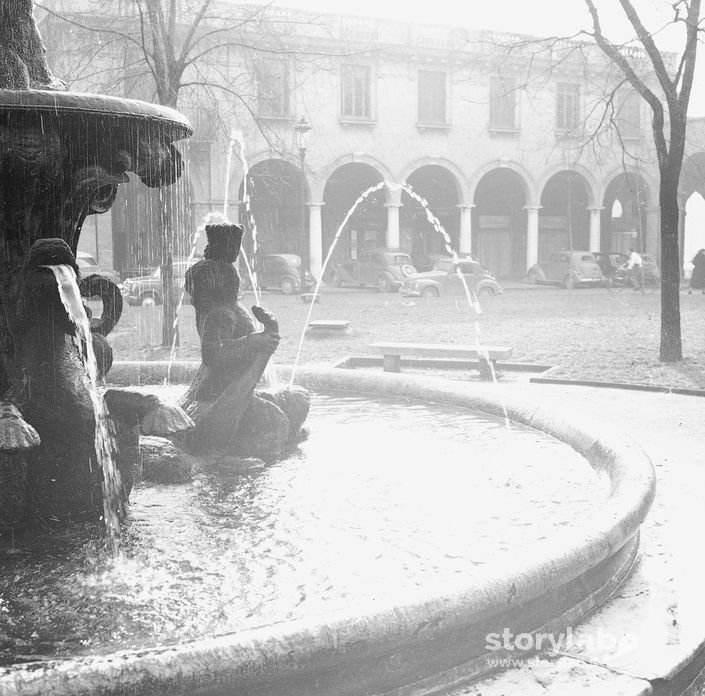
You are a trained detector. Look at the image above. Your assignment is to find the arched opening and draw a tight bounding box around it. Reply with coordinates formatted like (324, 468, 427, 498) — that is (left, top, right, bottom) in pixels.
(401, 165, 461, 271)
(601, 173, 650, 254)
(238, 159, 303, 265)
(321, 163, 385, 266)
(684, 192, 705, 276)
(539, 171, 590, 259)
(473, 168, 528, 279)
(679, 152, 705, 275)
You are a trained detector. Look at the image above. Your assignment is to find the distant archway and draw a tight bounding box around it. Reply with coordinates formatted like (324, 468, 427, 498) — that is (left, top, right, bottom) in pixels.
(684, 193, 705, 275)
(402, 165, 461, 270)
(538, 171, 591, 259)
(322, 163, 385, 267)
(601, 172, 651, 253)
(238, 158, 303, 264)
(473, 168, 528, 278)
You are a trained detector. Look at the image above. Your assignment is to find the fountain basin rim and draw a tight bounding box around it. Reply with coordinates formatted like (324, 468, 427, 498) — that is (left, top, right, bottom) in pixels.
(0, 363, 656, 696)
(0, 89, 192, 135)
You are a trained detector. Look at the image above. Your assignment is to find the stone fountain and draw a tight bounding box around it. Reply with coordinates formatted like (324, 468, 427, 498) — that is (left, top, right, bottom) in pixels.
(0, 0, 195, 528)
(0, 4, 656, 695)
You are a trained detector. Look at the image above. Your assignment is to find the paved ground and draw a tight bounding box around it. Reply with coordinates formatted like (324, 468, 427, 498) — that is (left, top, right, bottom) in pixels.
(107, 283, 705, 390)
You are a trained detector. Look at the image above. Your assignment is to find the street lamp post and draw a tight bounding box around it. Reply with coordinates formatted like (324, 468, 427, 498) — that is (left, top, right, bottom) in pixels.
(294, 116, 312, 274)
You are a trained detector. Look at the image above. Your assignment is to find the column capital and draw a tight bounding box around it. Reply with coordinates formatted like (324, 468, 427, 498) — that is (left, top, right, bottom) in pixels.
(306, 201, 325, 209)
(384, 202, 402, 209)
(457, 203, 476, 211)
(524, 205, 542, 212)
(645, 206, 660, 214)
(587, 206, 605, 213)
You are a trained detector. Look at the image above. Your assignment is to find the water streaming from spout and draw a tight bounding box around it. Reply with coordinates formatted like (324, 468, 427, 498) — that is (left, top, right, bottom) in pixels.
(288, 181, 387, 386)
(287, 181, 510, 427)
(48, 265, 122, 553)
(398, 184, 507, 419)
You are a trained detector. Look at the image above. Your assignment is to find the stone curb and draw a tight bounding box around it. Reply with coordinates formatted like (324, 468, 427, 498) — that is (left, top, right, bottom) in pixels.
(530, 376, 705, 397)
(0, 363, 656, 696)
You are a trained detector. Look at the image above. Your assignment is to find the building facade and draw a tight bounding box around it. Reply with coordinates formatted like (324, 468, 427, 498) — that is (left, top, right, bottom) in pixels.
(40, 3, 705, 280)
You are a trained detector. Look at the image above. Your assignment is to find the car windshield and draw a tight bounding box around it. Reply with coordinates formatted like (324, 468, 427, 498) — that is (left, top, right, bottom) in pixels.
(387, 254, 412, 265)
(274, 254, 301, 267)
(434, 260, 453, 272)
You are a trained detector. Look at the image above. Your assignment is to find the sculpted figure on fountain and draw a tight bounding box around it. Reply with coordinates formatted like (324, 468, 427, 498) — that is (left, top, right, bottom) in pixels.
(179, 223, 310, 459)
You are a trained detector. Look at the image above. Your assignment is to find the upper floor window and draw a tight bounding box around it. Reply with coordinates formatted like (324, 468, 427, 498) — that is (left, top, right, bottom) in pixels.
(341, 64, 371, 119)
(618, 90, 642, 139)
(489, 75, 517, 130)
(418, 70, 447, 125)
(556, 82, 581, 132)
(256, 59, 290, 118)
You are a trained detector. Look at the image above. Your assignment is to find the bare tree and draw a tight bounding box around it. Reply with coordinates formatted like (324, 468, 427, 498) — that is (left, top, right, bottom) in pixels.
(38, 0, 344, 346)
(582, 0, 701, 362)
(484, 2, 701, 362)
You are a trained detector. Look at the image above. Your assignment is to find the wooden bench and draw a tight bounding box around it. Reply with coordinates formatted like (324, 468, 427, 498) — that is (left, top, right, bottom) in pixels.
(369, 342, 513, 380)
(307, 319, 351, 333)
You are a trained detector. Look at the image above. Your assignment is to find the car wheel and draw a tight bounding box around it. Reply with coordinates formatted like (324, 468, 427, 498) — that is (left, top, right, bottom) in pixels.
(377, 275, 393, 293)
(527, 269, 539, 284)
(563, 274, 575, 290)
(140, 294, 158, 307)
(421, 287, 439, 298)
(330, 271, 342, 288)
(280, 277, 296, 295)
(477, 286, 495, 297)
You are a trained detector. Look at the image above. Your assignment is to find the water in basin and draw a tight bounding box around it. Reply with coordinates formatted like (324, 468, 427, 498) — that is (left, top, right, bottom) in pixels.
(0, 392, 607, 664)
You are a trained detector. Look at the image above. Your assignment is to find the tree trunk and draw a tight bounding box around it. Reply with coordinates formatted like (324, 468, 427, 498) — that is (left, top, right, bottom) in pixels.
(659, 170, 683, 362)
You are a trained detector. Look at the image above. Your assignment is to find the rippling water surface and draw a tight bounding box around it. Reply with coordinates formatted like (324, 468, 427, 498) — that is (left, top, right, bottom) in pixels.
(0, 393, 607, 663)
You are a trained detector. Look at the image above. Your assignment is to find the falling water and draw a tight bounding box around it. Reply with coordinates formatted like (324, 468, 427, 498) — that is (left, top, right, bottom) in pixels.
(398, 183, 507, 412)
(289, 181, 387, 386)
(232, 130, 263, 306)
(166, 225, 204, 384)
(48, 265, 122, 552)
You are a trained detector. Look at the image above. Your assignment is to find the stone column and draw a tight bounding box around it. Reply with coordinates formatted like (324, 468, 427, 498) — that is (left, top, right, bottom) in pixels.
(525, 205, 541, 271)
(459, 204, 474, 255)
(385, 203, 401, 249)
(385, 184, 402, 249)
(308, 203, 324, 283)
(587, 207, 603, 252)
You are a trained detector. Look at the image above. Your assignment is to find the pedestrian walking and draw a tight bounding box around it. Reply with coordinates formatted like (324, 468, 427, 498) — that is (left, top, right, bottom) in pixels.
(689, 249, 705, 294)
(625, 248, 643, 290)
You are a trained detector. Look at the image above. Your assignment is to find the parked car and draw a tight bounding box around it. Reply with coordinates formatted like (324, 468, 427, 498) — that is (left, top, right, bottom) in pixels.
(400, 257, 503, 298)
(527, 250, 605, 288)
(121, 264, 158, 280)
(329, 249, 417, 292)
(246, 253, 314, 295)
(120, 259, 192, 306)
(77, 251, 121, 284)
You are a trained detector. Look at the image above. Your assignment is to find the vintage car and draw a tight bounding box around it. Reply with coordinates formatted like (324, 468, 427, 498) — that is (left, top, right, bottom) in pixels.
(120, 259, 192, 306)
(527, 250, 605, 288)
(399, 257, 503, 298)
(329, 249, 417, 292)
(254, 253, 314, 294)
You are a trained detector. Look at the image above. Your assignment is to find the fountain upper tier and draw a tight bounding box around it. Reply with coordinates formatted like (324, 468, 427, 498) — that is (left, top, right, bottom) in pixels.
(0, 88, 192, 262)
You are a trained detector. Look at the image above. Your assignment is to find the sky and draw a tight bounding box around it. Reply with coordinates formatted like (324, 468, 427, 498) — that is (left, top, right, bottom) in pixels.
(248, 0, 705, 116)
